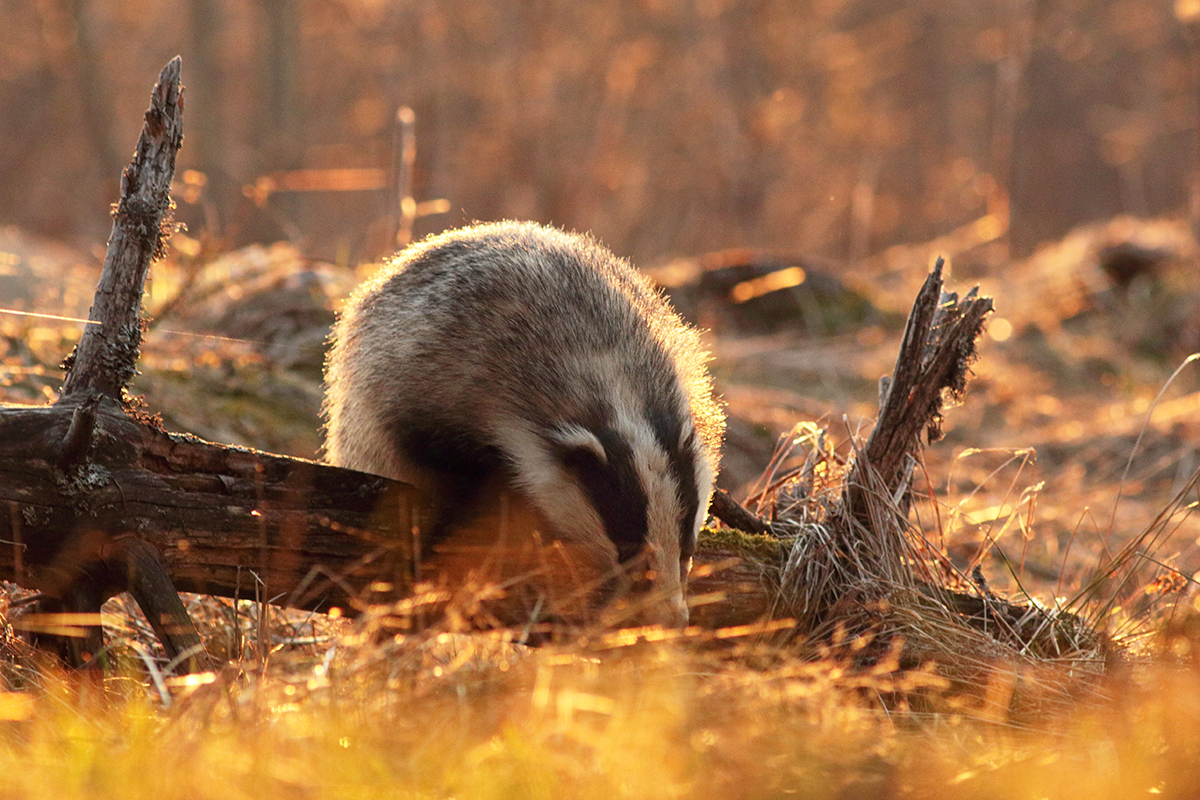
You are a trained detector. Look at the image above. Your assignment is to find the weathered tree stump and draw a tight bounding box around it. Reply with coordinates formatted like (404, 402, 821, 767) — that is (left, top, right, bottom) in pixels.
(10, 58, 209, 671)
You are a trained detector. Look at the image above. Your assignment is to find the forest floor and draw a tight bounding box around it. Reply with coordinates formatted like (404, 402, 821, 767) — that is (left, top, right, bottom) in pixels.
(0, 216, 1197, 797)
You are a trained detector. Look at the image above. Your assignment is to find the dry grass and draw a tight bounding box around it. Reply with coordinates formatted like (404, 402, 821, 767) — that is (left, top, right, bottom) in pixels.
(0, 584, 1194, 798)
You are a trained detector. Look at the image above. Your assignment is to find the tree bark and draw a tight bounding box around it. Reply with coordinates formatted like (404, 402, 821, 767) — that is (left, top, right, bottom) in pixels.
(61, 57, 183, 401)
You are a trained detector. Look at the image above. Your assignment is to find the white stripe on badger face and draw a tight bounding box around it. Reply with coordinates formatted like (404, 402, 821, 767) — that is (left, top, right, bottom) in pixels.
(673, 413, 713, 580)
(494, 418, 617, 567)
(610, 397, 689, 627)
(548, 424, 609, 465)
(690, 451, 715, 550)
(679, 415, 716, 530)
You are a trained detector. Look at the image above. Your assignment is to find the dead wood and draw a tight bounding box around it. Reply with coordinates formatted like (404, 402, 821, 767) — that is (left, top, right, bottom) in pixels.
(708, 488, 772, 536)
(850, 260, 991, 522)
(60, 58, 183, 403)
(9, 58, 219, 672)
(775, 262, 998, 634)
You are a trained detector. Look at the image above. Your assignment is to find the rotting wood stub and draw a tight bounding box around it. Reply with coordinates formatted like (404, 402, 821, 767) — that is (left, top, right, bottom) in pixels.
(60, 58, 183, 403)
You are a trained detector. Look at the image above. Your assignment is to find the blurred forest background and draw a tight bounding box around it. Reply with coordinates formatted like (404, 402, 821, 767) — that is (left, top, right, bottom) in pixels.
(2, 0, 1198, 268)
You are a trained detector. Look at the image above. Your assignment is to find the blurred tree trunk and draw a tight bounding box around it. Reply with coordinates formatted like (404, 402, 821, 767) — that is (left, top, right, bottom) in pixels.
(62, 0, 121, 181)
(991, 0, 1036, 262)
(187, 0, 223, 184)
(259, 0, 302, 161)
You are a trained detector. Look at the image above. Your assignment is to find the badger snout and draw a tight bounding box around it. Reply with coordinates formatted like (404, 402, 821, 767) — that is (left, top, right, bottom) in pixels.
(620, 585, 690, 628)
(597, 548, 692, 628)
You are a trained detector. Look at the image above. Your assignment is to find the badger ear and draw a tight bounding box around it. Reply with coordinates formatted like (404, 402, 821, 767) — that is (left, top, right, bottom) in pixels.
(548, 425, 607, 468)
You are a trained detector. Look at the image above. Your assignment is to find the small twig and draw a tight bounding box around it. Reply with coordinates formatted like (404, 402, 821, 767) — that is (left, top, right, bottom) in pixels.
(58, 393, 102, 470)
(4, 591, 45, 611)
(128, 642, 172, 707)
(709, 488, 773, 535)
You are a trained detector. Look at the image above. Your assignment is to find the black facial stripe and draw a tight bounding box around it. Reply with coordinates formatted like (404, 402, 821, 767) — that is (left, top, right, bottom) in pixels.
(557, 427, 650, 565)
(646, 405, 700, 562)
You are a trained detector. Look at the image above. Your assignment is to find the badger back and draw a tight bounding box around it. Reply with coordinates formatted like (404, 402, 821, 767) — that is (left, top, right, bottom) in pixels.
(323, 222, 724, 625)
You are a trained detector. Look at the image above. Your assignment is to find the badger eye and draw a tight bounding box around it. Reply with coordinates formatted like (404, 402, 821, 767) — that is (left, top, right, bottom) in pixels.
(550, 426, 607, 467)
(559, 443, 606, 484)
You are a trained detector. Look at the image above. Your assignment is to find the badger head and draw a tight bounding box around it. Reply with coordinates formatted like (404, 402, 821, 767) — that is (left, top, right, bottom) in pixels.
(498, 412, 714, 628)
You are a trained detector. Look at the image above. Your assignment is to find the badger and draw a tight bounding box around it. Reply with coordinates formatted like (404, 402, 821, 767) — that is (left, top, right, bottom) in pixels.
(322, 221, 724, 626)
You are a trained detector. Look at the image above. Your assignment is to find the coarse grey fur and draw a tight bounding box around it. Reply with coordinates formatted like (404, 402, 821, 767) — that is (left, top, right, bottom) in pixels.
(322, 221, 724, 625)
